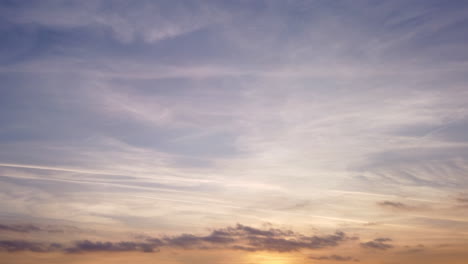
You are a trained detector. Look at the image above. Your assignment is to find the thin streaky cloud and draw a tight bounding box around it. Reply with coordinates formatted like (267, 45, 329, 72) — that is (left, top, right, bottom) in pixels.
(0, 163, 219, 183)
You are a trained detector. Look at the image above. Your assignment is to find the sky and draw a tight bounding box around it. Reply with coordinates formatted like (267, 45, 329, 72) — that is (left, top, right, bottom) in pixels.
(1, 0, 468, 263)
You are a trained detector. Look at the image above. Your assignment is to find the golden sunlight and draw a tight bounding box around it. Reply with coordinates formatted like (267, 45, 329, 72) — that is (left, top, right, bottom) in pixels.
(245, 252, 298, 264)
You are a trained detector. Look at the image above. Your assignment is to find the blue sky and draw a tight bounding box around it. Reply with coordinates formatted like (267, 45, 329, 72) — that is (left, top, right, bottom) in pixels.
(1, 1, 468, 263)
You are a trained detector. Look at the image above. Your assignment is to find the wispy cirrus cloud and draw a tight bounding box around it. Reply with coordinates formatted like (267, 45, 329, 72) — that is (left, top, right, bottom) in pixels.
(0, 0, 230, 44)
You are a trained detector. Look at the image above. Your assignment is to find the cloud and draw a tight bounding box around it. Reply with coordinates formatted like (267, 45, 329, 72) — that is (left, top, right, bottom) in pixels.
(0, 223, 87, 234)
(0, 224, 355, 254)
(361, 238, 394, 250)
(164, 231, 235, 248)
(66, 240, 159, 253)
(162, 224, 355, 252)
(377, 201, 411, 210)
(0, 240, 160, 254)
(377, 200, 431, 212)
(456, 195, 468, 206)
(309, 254, 359, 262)
(0, 224, 41, 233)
(0, 240, 62, 252)
(1, 0, 229, 44)
(397, 244, 425, 254)
(0, 223, 76, 234)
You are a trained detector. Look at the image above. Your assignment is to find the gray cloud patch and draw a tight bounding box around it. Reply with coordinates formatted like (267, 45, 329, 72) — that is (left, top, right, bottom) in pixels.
(361, 238, 393, 250)
(0, 223, 84, 234)
(0, 224, 41, 233)
(456, 195, 468, 205)
(0, 240, 62, 252)
(397, 244, 425, 254)
(377, 201, 410, 210)
(66, 240, 159, 253)
(309, 254, 359, 262)
(0, 240, 160, 254)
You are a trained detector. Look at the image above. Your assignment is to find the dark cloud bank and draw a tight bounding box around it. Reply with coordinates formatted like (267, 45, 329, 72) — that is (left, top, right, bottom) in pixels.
(0, 224, 359, 254)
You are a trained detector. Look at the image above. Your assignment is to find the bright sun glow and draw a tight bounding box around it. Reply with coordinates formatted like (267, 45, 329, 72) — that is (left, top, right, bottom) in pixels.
(246, 252, 296, 264)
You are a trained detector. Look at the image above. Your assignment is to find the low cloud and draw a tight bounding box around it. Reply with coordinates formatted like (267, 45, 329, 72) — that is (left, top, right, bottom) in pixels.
(378, 201, 410, 209)
(0, 240, 160, 254)
(397, 244, 425, 254)
(0, 240, 62, 252)
(0, 223, 84, 234)
(361, 238, 394, 250)
(0, 224, 41, 233)
(66, 240, 159, 253)
(309, 254, 359, 262)
(363, 222, 379, 226)
(377, 201, 427, 211)
(163, 224, 356, 252)
(456, 195, 468, 208)
(0, 224, 356, 254)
